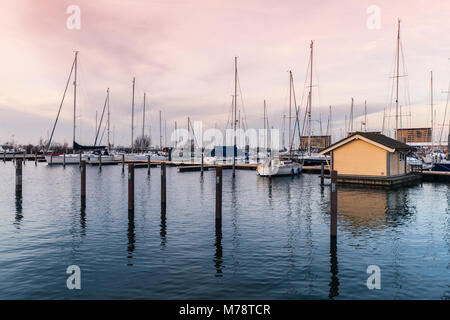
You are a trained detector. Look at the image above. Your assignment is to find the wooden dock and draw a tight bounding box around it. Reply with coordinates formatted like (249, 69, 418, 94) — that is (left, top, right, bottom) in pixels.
(422, 171, 450, 183)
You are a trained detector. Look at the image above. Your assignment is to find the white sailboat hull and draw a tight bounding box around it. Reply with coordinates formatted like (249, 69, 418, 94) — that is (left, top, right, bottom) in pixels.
(257, 161, 302, 177)
(45, 154, 85, 165)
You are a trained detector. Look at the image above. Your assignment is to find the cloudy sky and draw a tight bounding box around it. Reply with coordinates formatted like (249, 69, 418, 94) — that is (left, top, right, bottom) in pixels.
(1, 0, 449, 146)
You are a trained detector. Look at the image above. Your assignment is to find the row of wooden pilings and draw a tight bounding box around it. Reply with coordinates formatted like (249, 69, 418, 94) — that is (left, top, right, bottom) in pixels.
(14, 159, 338, 238)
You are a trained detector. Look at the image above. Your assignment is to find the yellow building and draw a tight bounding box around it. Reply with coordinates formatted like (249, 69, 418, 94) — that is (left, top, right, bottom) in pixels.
(319, 132, 415, 177)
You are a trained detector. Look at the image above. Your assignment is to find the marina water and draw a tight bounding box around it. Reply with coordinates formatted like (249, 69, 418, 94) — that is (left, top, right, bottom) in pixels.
(0, 162, 448, 299)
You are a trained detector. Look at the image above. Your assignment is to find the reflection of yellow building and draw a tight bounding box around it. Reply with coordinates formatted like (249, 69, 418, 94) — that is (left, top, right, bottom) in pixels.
(319, 132, 414, 177)
(338, 188, 388, 230)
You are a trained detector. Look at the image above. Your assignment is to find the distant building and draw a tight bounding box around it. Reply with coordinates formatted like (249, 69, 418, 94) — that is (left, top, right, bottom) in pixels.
(319, 132, 415, 178)
(300, 135, 331, 150)
(396, 128, 432, 144)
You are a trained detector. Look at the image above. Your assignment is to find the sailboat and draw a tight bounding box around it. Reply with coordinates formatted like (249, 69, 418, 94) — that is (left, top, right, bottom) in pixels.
(257, 99, 302, 177)
(45, 52, 110, 164)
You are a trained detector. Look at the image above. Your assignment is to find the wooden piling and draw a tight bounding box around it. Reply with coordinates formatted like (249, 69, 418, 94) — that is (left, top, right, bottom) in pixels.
(15, 159, 22, 194)
(50, 154, 53, 166)
(128, 164, 134, 212)
(99, 154, 102, 170)
(35, 152, 37, 166)
(63, 153, 66, 167)
(23, 153, 26, 165)
(147, 155, 151, 176)
(161, 163, 166, 206)
(122, 154, 125, 173)
(330, 170, 338, 238)
(79, 153, 82, 167)
(3, 151, 5, 162)
(320, 163, 324, 185)
(215, 166, 222, 221)
(80, 160, 86, 199)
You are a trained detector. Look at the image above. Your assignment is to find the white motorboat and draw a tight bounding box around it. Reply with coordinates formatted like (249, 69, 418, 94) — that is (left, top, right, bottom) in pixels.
(257, 159, 302, 177)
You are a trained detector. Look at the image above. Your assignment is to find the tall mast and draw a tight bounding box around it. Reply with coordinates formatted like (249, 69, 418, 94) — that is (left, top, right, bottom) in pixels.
(349, 97, 354, 133)
(364, 100, 368, 132)
(160, 111, 163, 148)
(131, 77, 135, 152)
(263, 100, 267, 150)
(282, 114, 286, 150)
(164, 120, 167, 147)
(142, 92, 146, 140)
(307, 41, 313, 156)
(174, 121, 178, 149)
(328, 105, 332, 145)
(107, 88, 110, 151)
(395, 19, 401, 140)
(431, 71, 434, 151)
(73, 51, 78, 151)
(288, 70, 292, 150)
(232, 57, 237, 177)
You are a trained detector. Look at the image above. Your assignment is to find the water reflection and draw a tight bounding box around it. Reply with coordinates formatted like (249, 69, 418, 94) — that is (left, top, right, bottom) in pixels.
(160, 204, 167, 247)
(328, 237, 339, 299)
(127, 211, 135, 266)
(14, 192, 23, 228)
(214, 220, 223, 277)
(80, 199, 86, 235)
(338, 186, 415, 232)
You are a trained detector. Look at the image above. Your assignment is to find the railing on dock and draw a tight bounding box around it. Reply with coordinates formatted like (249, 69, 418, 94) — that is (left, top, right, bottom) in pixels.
(410, 164, 423, 173)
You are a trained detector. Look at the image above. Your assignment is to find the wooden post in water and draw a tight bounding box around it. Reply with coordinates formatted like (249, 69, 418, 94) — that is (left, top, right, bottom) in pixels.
(215, 166, 222, 221)
(13, 153, 15, 164)
(122, 154, 125, 173)
(23, 153, 26, 165)
(128, 164, 134, 212)
(320, 163, 324, 186)
(99, 153, 102, 171)
(80, 160, 86, 199)
(79, 153, 82, 168)
(35, 152, 37, 166)
(3, 151, 5, 162)
(50, 154, 53, 166)
(147, 155, 151, 176)
(330, 170, 338, 238)
(63, 153, 66, 167)
(161, 163, 166, 207)
(15, 159, 22, 194)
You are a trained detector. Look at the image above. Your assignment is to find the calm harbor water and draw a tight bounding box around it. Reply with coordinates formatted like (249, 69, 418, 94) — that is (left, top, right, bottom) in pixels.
(0, 161, 449, 299)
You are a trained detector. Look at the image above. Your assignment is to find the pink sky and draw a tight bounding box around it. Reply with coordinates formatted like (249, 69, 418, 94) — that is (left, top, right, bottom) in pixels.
(0, 0, 449, 145)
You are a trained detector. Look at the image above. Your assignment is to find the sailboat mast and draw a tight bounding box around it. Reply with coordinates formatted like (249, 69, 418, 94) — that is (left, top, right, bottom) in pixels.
(288, 71, 292, 150)
(431, 71, 434, 151)
(307, 41, 313, 156)
(263, 100, 267, 150)
(364, 100, 367, 131)
(160, 111, 163, 148)
(142, 92, 146, 140)
(107, 88, 110, 151)
(73, 51, 78, 151)
(233, 57, 237, 177)
(350, 97, 354, 133)
(131, 77, 135, 152)
(328, 105, 332, 145)
(395, 19, 401, 140)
